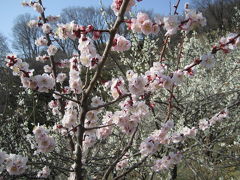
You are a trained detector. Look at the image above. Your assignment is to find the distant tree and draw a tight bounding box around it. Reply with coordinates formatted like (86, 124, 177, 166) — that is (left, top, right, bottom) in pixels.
(12, 13, 42, 59)
(191, 0, 240, 31)
(0, 33, 10, 65)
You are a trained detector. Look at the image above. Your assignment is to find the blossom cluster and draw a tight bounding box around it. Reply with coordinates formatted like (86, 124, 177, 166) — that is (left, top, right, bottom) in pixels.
(82, 97, 105, 150)
(111, 0, 136, 16)
(129, 12, 160, 35)
(139, 120, 174, 157)
(218, 33, 240, 53)
(5, 154, 28, 176)
(61, 101, 78, 130)
(56, 21, 102, 40)
(140, 120, 197, 157)
(69, 56, 83, 94)
(5, 55, 55, 93)
(33, 125, 55, 153)
(35, 36, 48, 46)
(78, 37, 102, 69)
(116, 153, 129, 170)
(96, 111, 114, 139)
(187, 33, 240, 70)
(109, 77, 127, 99)
(0, 151, 28, 176)
(48, 99, 62, 116)
(199, 109, 229, 131)
(106, 62, 185, 101)
(128, 5, 206, 36)
(112, 34, 131, 52)
(22, 1, 44, 14)
(152, 152, 182, 172)
(81, 95, 150, 151)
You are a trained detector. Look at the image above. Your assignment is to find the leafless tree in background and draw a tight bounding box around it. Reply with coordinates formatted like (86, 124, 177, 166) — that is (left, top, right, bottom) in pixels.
(0, 33, 10, 65)
(191, 0, 240, 31)
(12, 13, 42, 59)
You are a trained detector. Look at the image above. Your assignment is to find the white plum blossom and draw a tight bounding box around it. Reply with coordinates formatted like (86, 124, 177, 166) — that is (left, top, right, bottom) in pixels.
(113, 111, 138, 135)
(55, 21, 80, 40)
(171, 133, 184, 143)
(152, 24, 160, 34)
(48, 100, 60, 110)
(111, 77, 127, 99)
(78, 37, 97, 55)
(46, 15, 60, 22)
(153, 152, 182, 172)
(62, 102, 78, 129)
(140, 137, 158, 156)
(130, 12, 158, 35)
(80, 54, 102, 69)
(5, 1, 240, 176)
(128, 74, 146, 96)
(91, 96, 104, 108)
(35, 36, 48, 46)
(141, 19, 153, 35)
(97, 112, 114, 139)
(181, 8, 206, 32)
(161, 6, 206, 35)
(140, 120, 174, 156)
(5, 55, 34, 78)
(137, 12, 149, 24)
(20, 76, 37, 90)
(209, 109, 229, 126)
(56, 73, 67, 83)
(126, 70, 136, 81)
(112, 34, 131, 52)
(43, 65, 52, 73)
(200, 53, 215, 68)
(116, 154, 129, 170)
(35, 73, 55, 92)
(79, 55, 91, 67)
(163, 76, 174, 90)
(219, 33, 240, 52)
(5, 154, 28, 175)
(78, 37, 102, 69)
(27, 20, 38, 28)
(69, 57, 82, 94)
(130, 18, 142, 33)
(85, 111, 98, 128)
(132, 101, 149, 117)
(36, 55, 50, 62)
(172, 70, 184, 85)
(32, 2, 44, 14)
(47, 45, 58, 56)
(111, 0, 135, 16)
(199, 118, 209, 131)
(163, 15, 180, 36)
(181, 127, 197, 137)
(42, 23, 52, 34)
(33, 125, 55, 153)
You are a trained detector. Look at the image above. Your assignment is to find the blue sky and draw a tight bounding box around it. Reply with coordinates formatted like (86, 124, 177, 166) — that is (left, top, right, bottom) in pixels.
(0, 0, 188, 43)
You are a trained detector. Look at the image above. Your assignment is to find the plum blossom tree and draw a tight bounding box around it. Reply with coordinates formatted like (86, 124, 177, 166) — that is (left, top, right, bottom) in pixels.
(1, 0, 240, 180)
